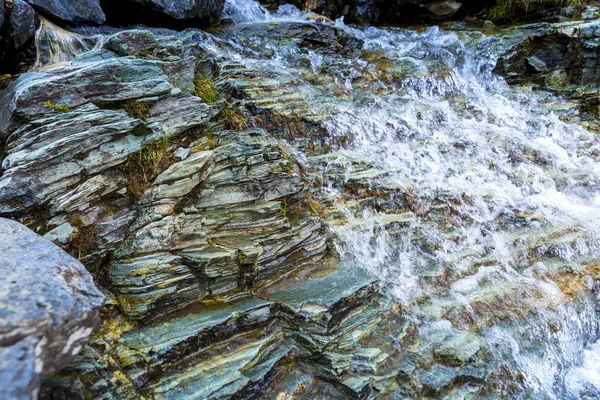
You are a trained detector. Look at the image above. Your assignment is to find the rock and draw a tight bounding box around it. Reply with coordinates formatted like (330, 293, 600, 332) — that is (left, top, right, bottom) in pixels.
(0, 31, 214, 270)
(526, 55, 548, 73)
(224, 21, 364, 57)
(582, 6, 599, 21)
(495, 20, 600, 89)
(421, 0, 462, 18)
(101, 0, 225, 28)
(482, 19, 495, 29)
(0, 217, 104, 399)
(24, 0, 105, 24)
(0, 0, 5, 29)
(8, 0, 36, 50)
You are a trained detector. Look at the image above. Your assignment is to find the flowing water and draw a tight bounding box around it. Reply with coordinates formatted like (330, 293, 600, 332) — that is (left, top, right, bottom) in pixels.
(32, 1, 600, 397)
(32, 16, 103, 70)
(214, 2, 600, 398)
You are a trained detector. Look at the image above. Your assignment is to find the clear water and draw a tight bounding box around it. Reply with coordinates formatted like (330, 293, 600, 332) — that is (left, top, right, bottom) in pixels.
(216, 1, 600, 398)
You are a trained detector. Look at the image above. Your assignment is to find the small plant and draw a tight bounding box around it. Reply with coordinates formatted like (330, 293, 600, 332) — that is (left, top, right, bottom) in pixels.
(237, 251, 246, 265)
(280, 198, 288, 218)
(137, 48, 154, 57)
(488, 0, 589, 23)
(44, 101, 69, 112)
(121, 101, 150, 121)
(206, 237, 213, 246)
(218, 106, 246, 130)
(122, 137, 173, 199)
(194, 73, 218, 104)
(196, 125, 220, 151)
(284, 161, 294, 174)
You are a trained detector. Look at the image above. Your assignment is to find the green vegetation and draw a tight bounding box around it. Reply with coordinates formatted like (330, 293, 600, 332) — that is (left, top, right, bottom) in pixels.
(121, 137, 173, 199)
(196, 123, 220, 151)
(194, 73, 219, 104)
(137, 48, 154, 57)
(237, 251, 246, 265)
(121, 101, 150, 121)
(43, 101, 69, 112)
(280, 198, 288, 218)
(218, 106, 246, 130)
(488, 0, 589, 23)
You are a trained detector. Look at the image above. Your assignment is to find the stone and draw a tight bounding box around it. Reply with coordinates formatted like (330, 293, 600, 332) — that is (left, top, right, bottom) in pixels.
(24, 0, 105, 24)
(0, 0, 5, 29)
(527, 55, 548, 73)
(9, 0, 36, 50)
(421, 0, 462, 18)
(0, 217, 104, 399)
(102, 0, 226, 28)
(482, 19, 495, 29)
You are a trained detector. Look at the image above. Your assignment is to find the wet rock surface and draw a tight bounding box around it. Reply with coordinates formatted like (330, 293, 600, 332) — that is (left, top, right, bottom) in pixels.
(2, 3, 600, 400)
(24, 0, 106, 24)
(0, 217, 104, 400)
(101, 0, 226, 28)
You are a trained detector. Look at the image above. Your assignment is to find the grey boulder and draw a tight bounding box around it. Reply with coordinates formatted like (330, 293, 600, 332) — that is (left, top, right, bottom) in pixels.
(0, 218, 104, 399)
(9, 0, 36, 50)
(24, 0, 105, 24)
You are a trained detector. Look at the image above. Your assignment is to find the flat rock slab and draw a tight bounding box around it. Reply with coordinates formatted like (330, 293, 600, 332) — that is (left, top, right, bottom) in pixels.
(0, 218, 104, 399)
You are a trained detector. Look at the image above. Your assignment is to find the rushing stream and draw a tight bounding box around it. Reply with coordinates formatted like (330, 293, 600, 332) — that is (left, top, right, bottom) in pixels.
(215, 1, 600, 398)
(19, 0, 600, 397)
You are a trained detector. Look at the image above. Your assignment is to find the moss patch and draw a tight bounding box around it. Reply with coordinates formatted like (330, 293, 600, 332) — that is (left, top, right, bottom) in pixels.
(121, 137, 175, 199)
(121, 100, 151, 121)
(44, 101, 69, 112)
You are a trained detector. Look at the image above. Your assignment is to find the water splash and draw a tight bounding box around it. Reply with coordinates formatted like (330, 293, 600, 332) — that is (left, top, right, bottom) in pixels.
(212, 0, 600, 396)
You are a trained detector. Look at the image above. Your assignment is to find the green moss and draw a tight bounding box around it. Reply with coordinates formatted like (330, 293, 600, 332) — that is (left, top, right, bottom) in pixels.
(280, 198, 288, 218)
(137, 48, 154, 57)
(43, 101, 69, 112)
(121, 100, 151, 121)
(194, 73, 219, 104)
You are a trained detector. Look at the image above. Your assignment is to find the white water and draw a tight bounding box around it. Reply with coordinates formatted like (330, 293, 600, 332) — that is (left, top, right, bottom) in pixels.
(216, 1, 600, 397)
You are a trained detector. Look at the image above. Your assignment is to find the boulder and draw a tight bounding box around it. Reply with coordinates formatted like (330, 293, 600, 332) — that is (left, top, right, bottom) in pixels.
(24, 0, 105, 25)
(101, 0, 226, 28)
(0, 217, 104, 399)
(0, 0, 5, 29)
(9, 0, 36, 50)
(495, 20, 600, 89)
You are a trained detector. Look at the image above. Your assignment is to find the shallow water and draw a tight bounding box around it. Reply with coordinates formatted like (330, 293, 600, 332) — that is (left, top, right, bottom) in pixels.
(215, 1, 600, 397)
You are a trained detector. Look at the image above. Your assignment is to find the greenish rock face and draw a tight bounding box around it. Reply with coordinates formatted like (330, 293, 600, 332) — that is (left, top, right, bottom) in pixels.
(1, 2, 600, 399)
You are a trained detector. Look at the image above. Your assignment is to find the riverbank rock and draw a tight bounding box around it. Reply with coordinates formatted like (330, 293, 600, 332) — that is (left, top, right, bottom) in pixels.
(24, 0, 105, 25)
(0, 218, 104, 399)
(495, 20, 600, 89)
(101, 0, 225, 28)
(0, 0, 37, 74)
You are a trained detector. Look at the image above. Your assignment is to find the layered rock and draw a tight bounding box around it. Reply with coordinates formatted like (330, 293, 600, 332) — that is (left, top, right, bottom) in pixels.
(0, 218, 104, 399)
